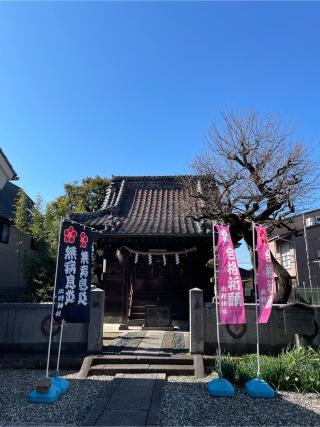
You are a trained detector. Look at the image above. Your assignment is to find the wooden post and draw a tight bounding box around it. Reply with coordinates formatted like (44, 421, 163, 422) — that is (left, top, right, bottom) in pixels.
(119, 251, 129, 330)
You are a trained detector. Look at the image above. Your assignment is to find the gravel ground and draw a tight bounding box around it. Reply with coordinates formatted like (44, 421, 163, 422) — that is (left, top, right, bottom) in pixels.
(0, 369, 112, 426)
(2, 369, 319, 426)
(160, 375, 320, 426)
(172, 332, 186, 354)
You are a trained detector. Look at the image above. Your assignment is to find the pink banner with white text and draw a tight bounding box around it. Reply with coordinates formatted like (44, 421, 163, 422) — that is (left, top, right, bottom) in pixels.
(216, 224, 246, 324)
(255, 225, 275, 324)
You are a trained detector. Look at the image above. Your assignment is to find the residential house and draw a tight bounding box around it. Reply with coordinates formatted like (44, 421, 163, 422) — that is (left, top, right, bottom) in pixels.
(268, 209, 320, 304)
(0, 149, 34, 301)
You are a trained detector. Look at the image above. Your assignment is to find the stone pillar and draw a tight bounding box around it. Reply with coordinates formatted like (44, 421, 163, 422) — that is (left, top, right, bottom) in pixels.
(87, 286, 105, 354)
(189, 288, 204, 354)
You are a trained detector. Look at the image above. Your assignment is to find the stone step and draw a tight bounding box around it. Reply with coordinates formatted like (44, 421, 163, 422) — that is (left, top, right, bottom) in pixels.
(92, 355, 193, 365)
(130, 312, 145, 318)
(128, 319, 144, 326)
(103, 350, 175, 357)
(89, 363, 194, 376)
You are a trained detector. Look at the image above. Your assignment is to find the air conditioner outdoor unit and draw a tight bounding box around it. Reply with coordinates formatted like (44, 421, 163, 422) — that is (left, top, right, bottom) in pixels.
(305, 217, 315, 227)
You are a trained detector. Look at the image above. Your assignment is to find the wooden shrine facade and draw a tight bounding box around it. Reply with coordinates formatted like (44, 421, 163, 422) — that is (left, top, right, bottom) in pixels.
(72, 176, 213, 325)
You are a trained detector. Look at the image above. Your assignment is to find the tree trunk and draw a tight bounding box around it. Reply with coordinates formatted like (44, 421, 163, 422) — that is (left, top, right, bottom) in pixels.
(270, 252, 292, 303)
(241, 226, 292, 304)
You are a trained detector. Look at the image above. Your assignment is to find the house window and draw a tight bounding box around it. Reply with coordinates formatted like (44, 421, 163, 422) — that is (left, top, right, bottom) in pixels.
(279, 243, 291, 269)
(0, 221, 10, 244)
(316, 216, 320, 224)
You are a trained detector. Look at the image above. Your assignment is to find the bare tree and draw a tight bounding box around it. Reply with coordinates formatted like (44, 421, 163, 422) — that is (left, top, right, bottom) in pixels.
(184, 109, 319, 303)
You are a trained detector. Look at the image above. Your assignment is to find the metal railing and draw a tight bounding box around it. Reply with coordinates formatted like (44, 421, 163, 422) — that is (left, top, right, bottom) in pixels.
(289, 286, 320, 305)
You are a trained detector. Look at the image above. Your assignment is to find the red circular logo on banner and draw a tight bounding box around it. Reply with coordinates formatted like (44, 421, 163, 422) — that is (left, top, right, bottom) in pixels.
(80, 231, 89, 248)
(64, 226, 78, 244)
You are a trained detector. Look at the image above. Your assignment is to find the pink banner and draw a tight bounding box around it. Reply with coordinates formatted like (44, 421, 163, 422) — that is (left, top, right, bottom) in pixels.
(255, 225, 275, 324)
(216, 225, 246, 324)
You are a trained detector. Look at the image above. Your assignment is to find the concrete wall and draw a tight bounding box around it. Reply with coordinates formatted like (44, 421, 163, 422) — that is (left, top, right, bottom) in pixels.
(0, 226, 33, 301)
(203, 303, 320, 355)
(204, 304, 291, 354)
(189, 289, 320, 355)
(0, 287, 105, 354)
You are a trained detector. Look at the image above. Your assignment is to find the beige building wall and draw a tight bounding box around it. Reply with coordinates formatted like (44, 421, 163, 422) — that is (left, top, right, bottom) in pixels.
(0, 225, 33, 300)
(269, 239, 297, 284)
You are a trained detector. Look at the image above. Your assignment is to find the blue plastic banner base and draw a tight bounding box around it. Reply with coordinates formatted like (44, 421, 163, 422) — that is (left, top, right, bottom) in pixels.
(245, 378, 275, 398)
(28, 383, 61, 403)
(52, 376, 70, 394)
(208, 378, 235, 397)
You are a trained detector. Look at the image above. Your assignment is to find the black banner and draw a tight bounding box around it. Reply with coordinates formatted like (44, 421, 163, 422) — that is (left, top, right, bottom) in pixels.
(53, 219, 93, 323)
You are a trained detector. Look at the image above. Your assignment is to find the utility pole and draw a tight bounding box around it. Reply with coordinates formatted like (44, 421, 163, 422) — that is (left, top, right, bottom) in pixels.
(302, 214, 313, 304)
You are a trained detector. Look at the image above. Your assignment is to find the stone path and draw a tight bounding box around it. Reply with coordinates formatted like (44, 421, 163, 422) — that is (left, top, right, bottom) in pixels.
(82, 329, 191, 425)
(0, 329, 191, 427)
(126, 331, 167, 355)
(82, 373, 166, 426)
(103, 330, 189, 355)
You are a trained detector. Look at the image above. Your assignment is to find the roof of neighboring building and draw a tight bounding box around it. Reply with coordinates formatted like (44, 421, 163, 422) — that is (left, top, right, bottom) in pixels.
(269, 208, 320, 239)
(0, 148, 18, 180)
(72, 175, 210, 236)
(0, 181, 32, 221)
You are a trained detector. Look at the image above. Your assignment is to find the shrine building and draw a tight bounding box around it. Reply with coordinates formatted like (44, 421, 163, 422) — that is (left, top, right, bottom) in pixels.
(72, 175, 214, 325)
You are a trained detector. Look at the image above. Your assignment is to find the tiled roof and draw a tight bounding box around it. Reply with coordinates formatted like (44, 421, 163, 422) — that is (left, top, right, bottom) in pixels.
(0, 182, 32, 221)
(72, 175, 210, 236)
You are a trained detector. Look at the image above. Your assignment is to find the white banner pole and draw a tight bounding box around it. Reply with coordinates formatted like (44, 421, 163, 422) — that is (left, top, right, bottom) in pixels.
(212, 221, 222, 378)
(252, 221, 261, 378)
(45, 218, 64, 379)
(55, 320, 64, 376)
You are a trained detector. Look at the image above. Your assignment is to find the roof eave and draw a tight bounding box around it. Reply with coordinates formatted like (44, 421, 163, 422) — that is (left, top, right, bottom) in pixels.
(0, 148, 18, 181)
(97, 232, 211, 238)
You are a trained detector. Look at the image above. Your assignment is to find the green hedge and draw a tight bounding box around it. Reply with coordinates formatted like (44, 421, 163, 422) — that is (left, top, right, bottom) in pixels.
(219, 347, 320, 393)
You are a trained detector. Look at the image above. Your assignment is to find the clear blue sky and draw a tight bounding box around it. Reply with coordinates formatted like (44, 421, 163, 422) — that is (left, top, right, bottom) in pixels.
(1, 1, 320, 267)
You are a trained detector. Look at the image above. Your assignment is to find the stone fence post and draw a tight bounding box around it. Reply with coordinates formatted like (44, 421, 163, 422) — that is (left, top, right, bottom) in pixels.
(87, 286, 105, 354)
(189, 288, 204, 354)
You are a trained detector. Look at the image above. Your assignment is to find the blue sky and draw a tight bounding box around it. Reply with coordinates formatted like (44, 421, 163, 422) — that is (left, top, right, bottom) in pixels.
(1, 1, 320, 267)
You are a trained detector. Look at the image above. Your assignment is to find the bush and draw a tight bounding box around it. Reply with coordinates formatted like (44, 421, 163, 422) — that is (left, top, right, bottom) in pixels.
(219, 347, 320, 393)
(20, 251, 55, 302)
(220, 356, 239, 384)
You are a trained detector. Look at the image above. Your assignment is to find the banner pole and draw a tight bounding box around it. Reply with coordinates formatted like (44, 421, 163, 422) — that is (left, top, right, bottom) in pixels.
(45, 218, 64, 379)
(55, 320, 64, 377)
(212, 221, 222, 378)
(252, 221, 261, 378)
(207, 221, 235, 397)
